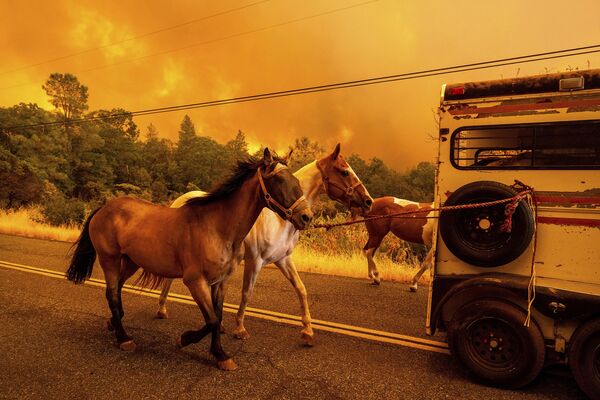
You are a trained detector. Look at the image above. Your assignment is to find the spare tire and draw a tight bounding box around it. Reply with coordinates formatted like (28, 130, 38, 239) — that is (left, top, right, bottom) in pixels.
(440, 181, 534, 267)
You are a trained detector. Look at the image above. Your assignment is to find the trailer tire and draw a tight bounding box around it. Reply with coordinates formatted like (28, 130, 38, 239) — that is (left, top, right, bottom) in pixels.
(447, 299, 545, 389)
(568, 318, 600, 399)
(440, 181, 534, 267)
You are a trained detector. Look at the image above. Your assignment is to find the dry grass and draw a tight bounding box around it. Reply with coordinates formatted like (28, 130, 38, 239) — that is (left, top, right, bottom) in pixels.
(0, 207, 80, 243)
(293, 244, 430, 285)
(0, 207, 430, 284)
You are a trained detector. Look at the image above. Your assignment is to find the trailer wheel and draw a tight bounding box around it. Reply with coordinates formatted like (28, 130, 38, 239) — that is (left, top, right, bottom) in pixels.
(447, 299, 545, 388)
(440, 181, 534, 267)
(569, 318, 600, 399)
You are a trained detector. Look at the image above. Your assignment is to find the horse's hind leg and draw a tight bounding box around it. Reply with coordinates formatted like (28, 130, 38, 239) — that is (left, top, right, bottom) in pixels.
(116, 256, 140, 318)
(100, 254, 136, 351)
(156, 279, 174, 319)
(409, 248, 433, 292)
(363, 233, 384, 285)
(180, 277, 237, 371)
(275, 256, 314, 346)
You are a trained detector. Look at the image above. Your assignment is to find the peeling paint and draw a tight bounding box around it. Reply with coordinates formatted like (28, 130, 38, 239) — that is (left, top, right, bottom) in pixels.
(567, 105, 600, 113)
(475, 110, 559, 118)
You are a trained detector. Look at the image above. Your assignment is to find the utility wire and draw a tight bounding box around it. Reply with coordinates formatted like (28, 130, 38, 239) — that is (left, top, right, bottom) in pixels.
(0, 0, 379, 91)
(2, 44, 599, 131)
(0, 0, 272, 76)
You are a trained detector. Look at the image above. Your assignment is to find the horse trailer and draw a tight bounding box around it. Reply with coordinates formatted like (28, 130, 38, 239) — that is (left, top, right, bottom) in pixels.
(427, 69, 600, 397)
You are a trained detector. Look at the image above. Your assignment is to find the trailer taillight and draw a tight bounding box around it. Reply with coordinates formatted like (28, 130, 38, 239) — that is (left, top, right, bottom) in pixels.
(449, 87, 465, 96)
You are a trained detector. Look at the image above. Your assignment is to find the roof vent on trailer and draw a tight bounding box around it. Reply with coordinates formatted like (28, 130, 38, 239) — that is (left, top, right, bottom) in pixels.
(559, 76, 585, 91)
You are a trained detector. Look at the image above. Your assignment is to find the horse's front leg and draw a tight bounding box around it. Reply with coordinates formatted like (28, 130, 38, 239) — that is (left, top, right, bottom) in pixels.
(275, 256, 314, 346)
(156, 279, 174, 319)
(211, 280, 227, 333)
(180, 276, 237, 371)
(233, 254, 261, 340)
(409, 248, 433, 292)
(363, 235, 384, 285)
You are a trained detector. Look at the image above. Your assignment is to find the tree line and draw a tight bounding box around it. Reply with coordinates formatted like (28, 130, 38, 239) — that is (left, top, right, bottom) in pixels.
(0, 73, 434, 225)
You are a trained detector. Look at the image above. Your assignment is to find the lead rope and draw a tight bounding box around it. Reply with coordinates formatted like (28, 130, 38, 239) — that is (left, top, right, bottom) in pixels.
(507, 181, 538, 327)
(524, 189, 539, 327)
(309, 190, 531, 230)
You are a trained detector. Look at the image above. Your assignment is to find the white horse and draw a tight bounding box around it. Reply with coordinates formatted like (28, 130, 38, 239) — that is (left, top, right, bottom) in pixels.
(156, 144, 373, 345)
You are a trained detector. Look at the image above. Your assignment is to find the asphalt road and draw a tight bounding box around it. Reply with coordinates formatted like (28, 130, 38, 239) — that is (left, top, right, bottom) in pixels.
(0, 233, 587, 399)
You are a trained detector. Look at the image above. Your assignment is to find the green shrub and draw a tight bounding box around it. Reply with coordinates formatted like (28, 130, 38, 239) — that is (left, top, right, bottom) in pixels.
(41, 195, 87, 226)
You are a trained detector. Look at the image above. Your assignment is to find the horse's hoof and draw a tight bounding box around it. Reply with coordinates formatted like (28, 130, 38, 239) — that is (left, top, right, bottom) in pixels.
(217, 358, 238, 371)
(301, 331, 315, 347)
(106, 319, 114, 331)
(233, 328, 250, 340)
(119, 340, 136, 351)
(156, 308, 169, 319)
(371, 279, 381, 286)
(409, 284, 418, 292)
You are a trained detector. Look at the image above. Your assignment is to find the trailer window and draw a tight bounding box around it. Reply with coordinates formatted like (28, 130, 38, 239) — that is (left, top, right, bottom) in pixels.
(452, 121, 600, 169)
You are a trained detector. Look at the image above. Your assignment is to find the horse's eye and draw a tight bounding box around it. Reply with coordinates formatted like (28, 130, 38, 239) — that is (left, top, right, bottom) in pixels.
(342, 170, 350, 177)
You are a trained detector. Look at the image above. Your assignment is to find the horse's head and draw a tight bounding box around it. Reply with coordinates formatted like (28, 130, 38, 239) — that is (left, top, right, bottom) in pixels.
(259, 148, 313, 230)
(316, 143, 373, 214)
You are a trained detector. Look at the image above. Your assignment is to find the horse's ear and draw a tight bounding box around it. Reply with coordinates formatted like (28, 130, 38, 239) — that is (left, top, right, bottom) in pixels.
(331, 143, 341, 160)
(286, 148, 294, 163)
(263, 147, 274, 167)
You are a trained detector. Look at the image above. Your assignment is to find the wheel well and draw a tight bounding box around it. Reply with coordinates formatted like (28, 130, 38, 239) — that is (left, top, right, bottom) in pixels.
(438, 285, 528, 331)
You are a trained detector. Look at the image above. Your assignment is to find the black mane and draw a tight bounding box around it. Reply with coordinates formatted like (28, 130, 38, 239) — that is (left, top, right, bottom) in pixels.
(185, 153, 287, 206)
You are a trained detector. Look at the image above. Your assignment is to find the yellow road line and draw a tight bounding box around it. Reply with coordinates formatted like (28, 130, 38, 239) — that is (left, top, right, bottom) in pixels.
(0, 259, 450, 355)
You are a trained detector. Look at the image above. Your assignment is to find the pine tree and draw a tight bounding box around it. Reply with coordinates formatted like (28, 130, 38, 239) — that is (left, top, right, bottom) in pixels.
(42, 73, 89, 121)
(174, 115, 199, 191)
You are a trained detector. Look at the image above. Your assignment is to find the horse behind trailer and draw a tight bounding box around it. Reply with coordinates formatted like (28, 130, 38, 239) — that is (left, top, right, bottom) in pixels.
(362, 197, 434, 291)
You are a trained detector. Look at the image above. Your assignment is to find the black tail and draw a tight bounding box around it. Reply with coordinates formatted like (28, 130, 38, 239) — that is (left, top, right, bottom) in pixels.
(66, 207, 101, 283)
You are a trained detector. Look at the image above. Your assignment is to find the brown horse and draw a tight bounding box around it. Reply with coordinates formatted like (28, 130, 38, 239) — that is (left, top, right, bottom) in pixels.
(362, 197, 434, 291)
(156, 144, 373, 346)
(66, 148, 312, 370)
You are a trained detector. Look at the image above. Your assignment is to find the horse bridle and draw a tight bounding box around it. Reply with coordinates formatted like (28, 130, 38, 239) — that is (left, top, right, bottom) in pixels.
(257, 163, 308, 220)
(316, 161, 365, 206)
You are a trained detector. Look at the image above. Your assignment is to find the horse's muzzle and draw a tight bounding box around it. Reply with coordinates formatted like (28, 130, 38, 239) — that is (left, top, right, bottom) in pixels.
(291, 209, 313, 230)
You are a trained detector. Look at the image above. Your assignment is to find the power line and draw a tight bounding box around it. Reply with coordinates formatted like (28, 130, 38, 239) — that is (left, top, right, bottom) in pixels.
(0, 0, 380, 91)
(3, 44, 599, 131)
(0, 0, 272, 76)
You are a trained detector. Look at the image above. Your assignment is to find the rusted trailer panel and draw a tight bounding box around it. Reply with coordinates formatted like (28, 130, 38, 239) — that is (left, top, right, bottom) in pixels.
(428, 69, 600, 396)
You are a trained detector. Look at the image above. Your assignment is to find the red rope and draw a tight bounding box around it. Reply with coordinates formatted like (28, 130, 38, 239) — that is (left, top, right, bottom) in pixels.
(310, 187, 532, 231)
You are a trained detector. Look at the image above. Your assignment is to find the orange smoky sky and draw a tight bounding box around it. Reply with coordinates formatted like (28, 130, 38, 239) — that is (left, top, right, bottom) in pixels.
(1, 0, 599, 169)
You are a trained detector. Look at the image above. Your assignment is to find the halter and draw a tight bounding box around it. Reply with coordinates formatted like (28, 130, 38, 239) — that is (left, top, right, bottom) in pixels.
(316, 161, 365, 205)
(257, 163, 308, 220)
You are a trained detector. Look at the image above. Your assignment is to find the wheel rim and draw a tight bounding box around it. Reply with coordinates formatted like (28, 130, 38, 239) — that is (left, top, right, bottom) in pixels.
(456, 200, 511, 251)
(466, 317, 521, 370)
